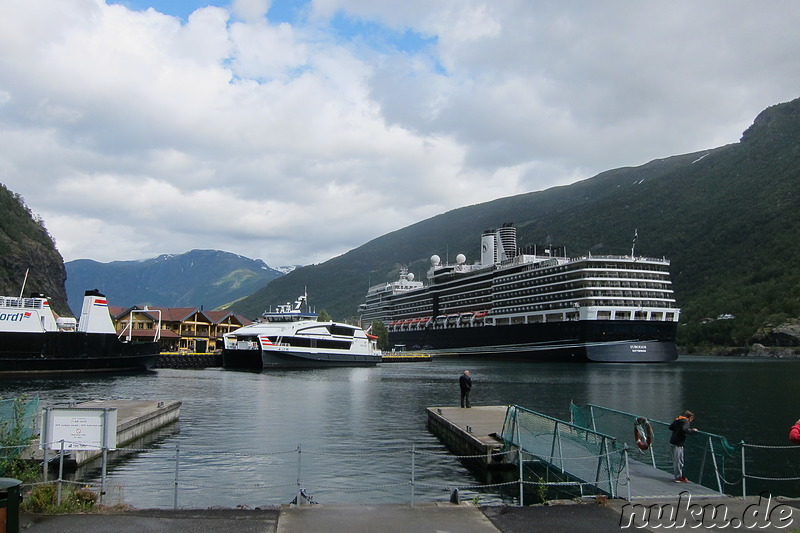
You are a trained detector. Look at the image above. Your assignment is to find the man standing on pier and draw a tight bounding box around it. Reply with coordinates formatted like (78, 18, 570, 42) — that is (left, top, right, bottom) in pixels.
(459, 370, 472, 408)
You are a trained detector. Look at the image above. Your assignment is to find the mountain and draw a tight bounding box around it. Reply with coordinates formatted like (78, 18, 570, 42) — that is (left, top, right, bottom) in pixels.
(0, 184, 69, 315)
(65, 250, 285, 314)
(230, 97, 800, 350)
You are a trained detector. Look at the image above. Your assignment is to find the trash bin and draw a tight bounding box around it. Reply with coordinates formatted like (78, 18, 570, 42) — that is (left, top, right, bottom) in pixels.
(0, 478, 21, 533)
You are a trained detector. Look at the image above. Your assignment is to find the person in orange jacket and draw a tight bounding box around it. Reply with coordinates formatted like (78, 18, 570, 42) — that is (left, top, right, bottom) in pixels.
(668, 410, 698, 482)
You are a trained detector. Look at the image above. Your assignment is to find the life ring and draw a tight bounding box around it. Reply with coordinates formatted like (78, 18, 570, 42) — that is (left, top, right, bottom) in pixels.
(634, 417, 653, 451)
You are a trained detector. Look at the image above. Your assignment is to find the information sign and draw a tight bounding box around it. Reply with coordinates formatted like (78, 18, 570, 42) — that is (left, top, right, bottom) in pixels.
(40, 408, 117, 451)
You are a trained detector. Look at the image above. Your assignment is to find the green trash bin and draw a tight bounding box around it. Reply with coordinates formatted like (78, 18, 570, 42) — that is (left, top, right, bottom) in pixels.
(0, 478, 21, 533)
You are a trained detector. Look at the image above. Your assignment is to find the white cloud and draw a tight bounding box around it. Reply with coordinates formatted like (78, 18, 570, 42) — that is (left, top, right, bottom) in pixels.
(1, 0, 799, 267)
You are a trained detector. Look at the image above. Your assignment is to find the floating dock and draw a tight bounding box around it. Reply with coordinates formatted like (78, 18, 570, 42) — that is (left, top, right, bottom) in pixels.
(428, 404, 730, 500)
(381, 353, 432, 362)
(426, 406, 508, 468)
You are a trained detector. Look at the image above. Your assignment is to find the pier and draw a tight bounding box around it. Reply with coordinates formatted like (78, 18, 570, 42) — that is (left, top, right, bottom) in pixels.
(25, 400, 181, 467)
(426, 406, 508, 468)
(427, 404, 731, 501)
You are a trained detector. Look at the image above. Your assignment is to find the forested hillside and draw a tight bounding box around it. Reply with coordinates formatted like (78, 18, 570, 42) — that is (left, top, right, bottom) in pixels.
(0, 184, 69, 315)
(231, 98, 800, 350)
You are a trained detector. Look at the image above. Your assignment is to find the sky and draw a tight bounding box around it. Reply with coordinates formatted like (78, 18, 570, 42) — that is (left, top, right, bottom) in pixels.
(1, 1, 799, 267)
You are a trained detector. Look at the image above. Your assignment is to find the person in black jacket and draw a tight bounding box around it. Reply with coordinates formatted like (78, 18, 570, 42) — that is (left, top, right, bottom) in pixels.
(669, 410, 698, 482)
(459, 370, 472, 408)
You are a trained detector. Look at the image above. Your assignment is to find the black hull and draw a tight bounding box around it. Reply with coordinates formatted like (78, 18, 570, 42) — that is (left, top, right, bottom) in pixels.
(388, 320, 678, 363)
(223, 348, 381, 369)
(0, 331, 160, 375)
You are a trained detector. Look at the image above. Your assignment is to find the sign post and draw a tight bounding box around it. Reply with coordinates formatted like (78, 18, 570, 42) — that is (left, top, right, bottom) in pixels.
(40, 407, 118, 500)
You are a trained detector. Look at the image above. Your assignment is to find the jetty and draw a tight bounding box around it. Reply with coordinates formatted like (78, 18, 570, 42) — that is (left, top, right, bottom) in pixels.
(24, 400, 181, 467)
(381, 353, 431, 362)
(426, 406, 508, 468)
(427, 404, 730, 500)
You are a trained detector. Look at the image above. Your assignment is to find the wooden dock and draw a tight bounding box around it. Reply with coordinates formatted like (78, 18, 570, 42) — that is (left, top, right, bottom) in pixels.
(426, 406, 509, 468)
(24, 400, 181, 467)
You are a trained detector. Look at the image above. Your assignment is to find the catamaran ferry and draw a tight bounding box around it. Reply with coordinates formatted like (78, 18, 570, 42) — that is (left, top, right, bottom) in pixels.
(223, 292, 381, 369)
(359, 224, 680, 362)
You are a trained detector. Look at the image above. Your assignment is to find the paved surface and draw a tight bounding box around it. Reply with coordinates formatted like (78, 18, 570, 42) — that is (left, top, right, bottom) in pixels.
(16, 497, 800, 532)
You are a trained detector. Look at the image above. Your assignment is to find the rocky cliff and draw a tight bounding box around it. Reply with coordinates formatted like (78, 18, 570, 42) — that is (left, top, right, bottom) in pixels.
(0, 184, 70, 316)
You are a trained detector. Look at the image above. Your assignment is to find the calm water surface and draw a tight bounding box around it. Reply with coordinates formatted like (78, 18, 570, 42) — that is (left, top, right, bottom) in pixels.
(1, 355, 798, 507)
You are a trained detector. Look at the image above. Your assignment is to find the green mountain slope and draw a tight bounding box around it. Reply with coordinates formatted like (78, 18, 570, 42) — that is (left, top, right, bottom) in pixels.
(0, 184, 69, 315)
(231, 98, 800, 349)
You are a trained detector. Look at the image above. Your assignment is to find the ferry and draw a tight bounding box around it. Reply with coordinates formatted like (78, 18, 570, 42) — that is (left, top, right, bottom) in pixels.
(0, 289, 160, 374)
(222, 292, 381, 369)
(359, 224, 680, 362)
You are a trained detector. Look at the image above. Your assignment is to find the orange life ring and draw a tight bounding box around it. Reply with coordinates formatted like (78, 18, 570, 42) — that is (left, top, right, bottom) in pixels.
(634, 418, 653, 451)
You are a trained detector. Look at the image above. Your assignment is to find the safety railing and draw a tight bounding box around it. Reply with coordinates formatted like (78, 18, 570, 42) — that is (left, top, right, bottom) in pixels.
(570, 402, 738, 494)
(500, 404, 625, 498)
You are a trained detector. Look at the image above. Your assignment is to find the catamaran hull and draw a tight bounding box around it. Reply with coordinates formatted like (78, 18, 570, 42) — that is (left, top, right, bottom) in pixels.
(387, 320, 678, 363)
(0, 332, 159, 375)
(223, 347, 381, 369)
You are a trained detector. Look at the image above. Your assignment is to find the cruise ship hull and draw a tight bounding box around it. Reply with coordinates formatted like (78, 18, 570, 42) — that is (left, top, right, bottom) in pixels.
(387, 320, 678, 363)
(223, 347, 381, 369)
(0, 331, 160, 375)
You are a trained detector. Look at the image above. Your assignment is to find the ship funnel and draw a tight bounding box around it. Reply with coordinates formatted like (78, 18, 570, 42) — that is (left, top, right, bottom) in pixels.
(481, 224, 517, 265)
(77, 289, 116, 334)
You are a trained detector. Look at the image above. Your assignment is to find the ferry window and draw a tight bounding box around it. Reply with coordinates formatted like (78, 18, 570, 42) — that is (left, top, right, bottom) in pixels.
(328, 325, 355, 336)
(318, 339, 352, 350)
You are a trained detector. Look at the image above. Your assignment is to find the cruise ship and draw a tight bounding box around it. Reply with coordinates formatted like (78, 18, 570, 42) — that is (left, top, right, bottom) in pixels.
(359, 224, 680, 362)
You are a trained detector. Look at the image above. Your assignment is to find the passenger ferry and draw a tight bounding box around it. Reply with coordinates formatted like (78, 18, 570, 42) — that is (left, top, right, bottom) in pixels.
(359, 224, 680, 362)
(0, 289, 160, 374)
(222, 292, 381, 369)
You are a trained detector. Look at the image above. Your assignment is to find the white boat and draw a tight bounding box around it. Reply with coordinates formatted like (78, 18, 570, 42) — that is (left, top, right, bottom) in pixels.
(0, 289, 160, 375)
(222, 293, 381, 369)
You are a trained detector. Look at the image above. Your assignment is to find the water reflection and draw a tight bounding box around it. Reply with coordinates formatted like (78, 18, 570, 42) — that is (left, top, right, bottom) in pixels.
(2, 356, 800, 507)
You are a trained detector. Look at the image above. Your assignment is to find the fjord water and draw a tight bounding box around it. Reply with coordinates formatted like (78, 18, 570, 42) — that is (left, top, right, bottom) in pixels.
(1, 355, 798, 507)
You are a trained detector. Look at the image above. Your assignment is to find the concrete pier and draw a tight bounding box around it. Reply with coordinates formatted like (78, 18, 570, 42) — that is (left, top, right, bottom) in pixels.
(25, 400, 181, 467)
(69, 400, 181, 464)
(426, 406, 509, 468)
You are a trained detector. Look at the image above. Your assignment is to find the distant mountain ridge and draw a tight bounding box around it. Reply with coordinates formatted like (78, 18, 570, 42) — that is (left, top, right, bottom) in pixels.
(65, 250, 287, 314)
(229, 97, 800, 350)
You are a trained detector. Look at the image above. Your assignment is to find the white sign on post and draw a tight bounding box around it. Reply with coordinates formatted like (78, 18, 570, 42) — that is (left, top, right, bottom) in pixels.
(40, 408, 118, 451)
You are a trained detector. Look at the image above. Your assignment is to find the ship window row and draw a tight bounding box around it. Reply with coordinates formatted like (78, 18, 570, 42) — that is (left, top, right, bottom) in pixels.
(495, 293, 676, 307)
(278, 337, 353, 350)
(494, 283, 673, 297)
(494, 300, 677, 314)
(497, 272, 671, 290)
(494, 287, 673, 303)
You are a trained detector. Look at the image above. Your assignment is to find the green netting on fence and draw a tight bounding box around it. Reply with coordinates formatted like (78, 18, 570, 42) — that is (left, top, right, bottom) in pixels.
(0, 397, 40, 474)
(500, 404, 625, 497)
(570, 401, 737, 491)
